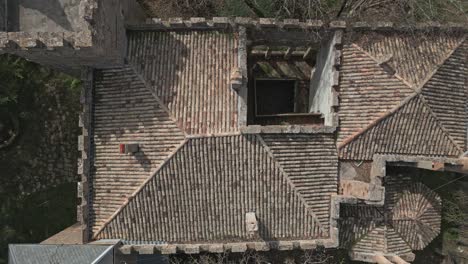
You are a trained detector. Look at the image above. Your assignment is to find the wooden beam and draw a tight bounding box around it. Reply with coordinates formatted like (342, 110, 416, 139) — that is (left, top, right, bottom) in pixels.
(303, 47, 313, 60)
(284, 48, 292, 60)
(264, 47, 271, 59)
(250, 49, 307, 58)
(250, 39, 320, 48)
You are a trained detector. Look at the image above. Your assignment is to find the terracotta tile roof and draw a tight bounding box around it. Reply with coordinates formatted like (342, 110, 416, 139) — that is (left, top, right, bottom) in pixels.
(340, 175, 441, 258)
(339, 204, 383, 249)
(82, 27, 465, 253)
(338, 44, 414, 143)
(261, 134, 338, 232)
(391, 183, 442, 250)
(339, 37, 467, 160)
(94, 134, 337, 242)
(421, 40, 468, 149)
(90, 67, 185, 233)
(40, 223, 83, 245)
(339, 95, 461, 159)
(127, 30, 239, 135)
(351, 226, 412, 256)
(356, 32, 465, 88)
(88, 37, 339, 243)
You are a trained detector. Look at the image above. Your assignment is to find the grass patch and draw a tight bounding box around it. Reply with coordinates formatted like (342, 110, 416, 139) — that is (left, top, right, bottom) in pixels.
(0, 183, 77, 264)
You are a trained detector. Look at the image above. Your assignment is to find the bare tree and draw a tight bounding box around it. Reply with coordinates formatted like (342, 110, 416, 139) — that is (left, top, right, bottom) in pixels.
(169, 252, 230, 264)
(139, 0, 467, 24)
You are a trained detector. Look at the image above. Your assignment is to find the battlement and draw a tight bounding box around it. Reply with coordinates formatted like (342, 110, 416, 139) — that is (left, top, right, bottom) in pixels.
(130, 17, 468, 32)
(0, 31, 92, 50)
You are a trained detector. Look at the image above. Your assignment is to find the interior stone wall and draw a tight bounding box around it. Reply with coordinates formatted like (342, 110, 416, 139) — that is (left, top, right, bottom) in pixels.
(308, 33, 336, 122)
(251, 58, 314, 113)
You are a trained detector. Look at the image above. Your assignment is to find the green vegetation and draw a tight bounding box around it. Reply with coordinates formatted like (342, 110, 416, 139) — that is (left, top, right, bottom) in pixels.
(0, 183, 76, 264)
(0, 55, 80, 110)
(0, 55, 81, 264)
(168, 248, 349, 264)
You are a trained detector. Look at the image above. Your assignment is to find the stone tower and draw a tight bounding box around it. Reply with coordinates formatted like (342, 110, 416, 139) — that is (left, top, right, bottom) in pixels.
(0, 0, 146, 75)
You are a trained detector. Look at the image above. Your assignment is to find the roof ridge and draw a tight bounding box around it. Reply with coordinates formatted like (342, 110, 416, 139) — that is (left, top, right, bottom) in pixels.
(384, 226, 412, 253)
(389, 220, 419, 251)
(411, 182, 432, 219)
(92, 139, 189, 240)
(339, 40, 467, 150)
(418, 38, 468, 152)
(383, 225, 388, 254)
(127, 65, 188, 137)
(351, 225, 381, 249)
(338, 92, 419, 149)
(418, 94, 464, 154)
(256, 134, 326, 236)
(350, 43, 415, 91)
(415, 36, 467, 93)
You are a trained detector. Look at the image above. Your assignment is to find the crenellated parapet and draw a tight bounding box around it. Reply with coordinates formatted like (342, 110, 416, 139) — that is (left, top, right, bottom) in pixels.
(129, 17, 467, 32)
(0, 31, 92, 50)
(77, 67, 94, 243)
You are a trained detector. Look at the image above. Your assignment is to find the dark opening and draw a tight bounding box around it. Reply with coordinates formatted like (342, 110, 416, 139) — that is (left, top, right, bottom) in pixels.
(255, 79, 296, 116)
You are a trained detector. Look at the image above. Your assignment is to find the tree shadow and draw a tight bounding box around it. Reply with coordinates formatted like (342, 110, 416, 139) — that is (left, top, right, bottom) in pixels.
(134, 150, 151, 172)
(257, 218, 276, 242)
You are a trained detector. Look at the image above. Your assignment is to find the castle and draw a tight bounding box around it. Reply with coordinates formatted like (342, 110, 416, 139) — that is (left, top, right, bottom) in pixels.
(3, 0, 468, 263)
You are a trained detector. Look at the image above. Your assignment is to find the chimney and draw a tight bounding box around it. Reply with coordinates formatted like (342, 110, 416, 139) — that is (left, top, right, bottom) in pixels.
(245, 212, 258, 238)
(119, 143, 139, 154)
(230, 68, 243, 92)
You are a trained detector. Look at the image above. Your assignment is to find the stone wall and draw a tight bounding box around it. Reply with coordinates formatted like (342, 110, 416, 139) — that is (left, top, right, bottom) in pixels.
(77, 67, 93, 242)
(0, 0, 5, 31)
(136, 18, 467, 32)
